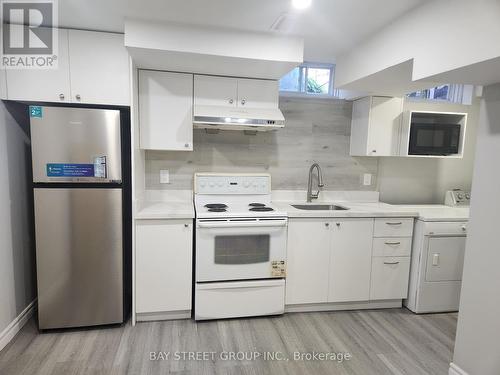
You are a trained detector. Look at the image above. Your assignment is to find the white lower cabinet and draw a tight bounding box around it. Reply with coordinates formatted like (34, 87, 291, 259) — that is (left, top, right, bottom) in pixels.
(285, 219, 331, 304)
(370, 257, 411, 300)
(286, 218, 374, 305)
(135, 219, 193, 319)
(286, 216, 414, 309)
(370, 217, 413, 300)
(328, 219, 374, 302)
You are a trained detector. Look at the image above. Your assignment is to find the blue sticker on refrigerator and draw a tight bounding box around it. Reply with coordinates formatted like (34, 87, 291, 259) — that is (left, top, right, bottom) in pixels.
(46, 164, 95, 177)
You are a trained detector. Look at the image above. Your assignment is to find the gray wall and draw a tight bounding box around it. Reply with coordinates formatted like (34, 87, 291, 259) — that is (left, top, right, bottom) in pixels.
(451, 84, 500, 375)
(145, 96, 478, 204)
(0, 101, 36, 339)
(146, 97, 379, 191)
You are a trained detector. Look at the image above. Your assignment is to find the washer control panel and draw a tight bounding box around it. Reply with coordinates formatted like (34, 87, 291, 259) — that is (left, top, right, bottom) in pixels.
(195, 174, 271, 195)
(445, 190, 471, 206)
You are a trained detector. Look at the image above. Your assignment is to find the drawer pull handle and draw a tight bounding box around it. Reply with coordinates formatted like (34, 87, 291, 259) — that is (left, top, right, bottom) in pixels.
(386, 222, 403, 225)
(384, 261, 400, 265)
(385, 241, 401, 245)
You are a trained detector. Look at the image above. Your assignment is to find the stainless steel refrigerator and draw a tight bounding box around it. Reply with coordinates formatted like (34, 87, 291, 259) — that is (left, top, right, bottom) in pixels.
(30, 106, 126, 329)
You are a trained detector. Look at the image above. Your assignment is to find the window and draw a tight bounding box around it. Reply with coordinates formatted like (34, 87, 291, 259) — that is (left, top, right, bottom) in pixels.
(407, 84, 473, 104)
(279, 62, 337, 97)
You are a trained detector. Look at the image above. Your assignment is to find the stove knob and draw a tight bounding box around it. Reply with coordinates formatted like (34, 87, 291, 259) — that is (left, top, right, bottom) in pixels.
(217, 182, 223, 187)
(209, 182, 215, 187)
(457, 193, 464, 200)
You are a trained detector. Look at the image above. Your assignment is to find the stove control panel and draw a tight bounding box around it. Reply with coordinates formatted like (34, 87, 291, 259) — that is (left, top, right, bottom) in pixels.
(445, 190, 471, 207)
(195, 174, 271, 195)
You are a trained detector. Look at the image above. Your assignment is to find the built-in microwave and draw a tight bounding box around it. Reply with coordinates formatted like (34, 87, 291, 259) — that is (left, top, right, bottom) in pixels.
(408, 123, 461, 156)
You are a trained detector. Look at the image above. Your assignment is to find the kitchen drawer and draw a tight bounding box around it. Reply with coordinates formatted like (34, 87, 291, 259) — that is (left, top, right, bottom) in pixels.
(195, 279, 285, 320)
(372, 237, 412, 257)
(374, 218, 413, 237)
(370, 257, 410, 300)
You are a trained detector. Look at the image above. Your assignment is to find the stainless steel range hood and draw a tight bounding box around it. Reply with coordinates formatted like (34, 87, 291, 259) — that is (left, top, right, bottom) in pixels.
(193, 105, 285, 132)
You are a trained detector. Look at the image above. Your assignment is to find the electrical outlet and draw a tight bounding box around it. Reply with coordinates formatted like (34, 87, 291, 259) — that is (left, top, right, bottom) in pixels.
(160, 170, 170, 184)
(363, 173, 372, 186)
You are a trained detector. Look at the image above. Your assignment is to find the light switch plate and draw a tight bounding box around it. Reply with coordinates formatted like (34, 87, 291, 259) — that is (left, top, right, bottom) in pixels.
(363, 173, 372, 186)
(160, 169, 170, 184)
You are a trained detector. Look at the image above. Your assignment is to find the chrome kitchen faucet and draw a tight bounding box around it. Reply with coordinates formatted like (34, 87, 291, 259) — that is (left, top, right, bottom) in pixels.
(307, 163, 324, 202)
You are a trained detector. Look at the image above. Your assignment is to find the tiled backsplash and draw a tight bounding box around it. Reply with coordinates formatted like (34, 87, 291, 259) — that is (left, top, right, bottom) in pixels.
(145, 97, 379, 191)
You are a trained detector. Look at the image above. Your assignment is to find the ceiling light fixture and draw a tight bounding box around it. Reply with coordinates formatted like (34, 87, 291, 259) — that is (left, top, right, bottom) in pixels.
(292, 0, 312, 10)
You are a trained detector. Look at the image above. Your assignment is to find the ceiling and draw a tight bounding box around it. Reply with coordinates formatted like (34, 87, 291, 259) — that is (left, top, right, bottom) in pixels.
(58, 0, 429, 63)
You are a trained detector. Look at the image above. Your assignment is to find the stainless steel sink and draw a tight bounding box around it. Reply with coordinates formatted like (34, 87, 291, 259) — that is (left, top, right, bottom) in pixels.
(291, 204, 349, 211)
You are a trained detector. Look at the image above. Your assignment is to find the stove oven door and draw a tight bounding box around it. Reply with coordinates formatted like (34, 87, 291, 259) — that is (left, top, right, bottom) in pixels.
(196, 217, 288, 282)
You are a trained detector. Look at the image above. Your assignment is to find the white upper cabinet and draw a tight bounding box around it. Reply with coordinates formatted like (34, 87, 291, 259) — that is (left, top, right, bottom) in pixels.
(6, 28, 71, 103)
(139, 70, 193, 151)
(6, 28, 130, 105)
(194, 75, 237, 107)
(68, 30, 130, 106)
(237, 79, 279, 108)
(194, 75, 279, 109)
(350, 96, 404, 156)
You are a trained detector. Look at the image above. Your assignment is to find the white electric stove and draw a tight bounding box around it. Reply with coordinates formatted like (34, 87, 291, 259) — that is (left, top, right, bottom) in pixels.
(193, 173, 288, 321)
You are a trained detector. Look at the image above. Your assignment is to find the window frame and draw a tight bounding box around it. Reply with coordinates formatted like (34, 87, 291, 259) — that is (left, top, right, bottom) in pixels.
(279, 62, 337, 98)
(406, 84, 472, 105)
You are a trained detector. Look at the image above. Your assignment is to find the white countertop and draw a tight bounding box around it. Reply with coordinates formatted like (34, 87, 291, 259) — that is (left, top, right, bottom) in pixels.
(133, 190, 469, 221)
(273, 201, 420, 218)
(271, 191, 469, 220)
(136, 201, 195, 219)
(390, 205, 470, 222)
(135, 190, 195, 220)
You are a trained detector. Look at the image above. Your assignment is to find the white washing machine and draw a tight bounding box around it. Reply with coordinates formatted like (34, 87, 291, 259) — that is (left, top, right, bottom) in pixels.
(402, 190, 470, 313)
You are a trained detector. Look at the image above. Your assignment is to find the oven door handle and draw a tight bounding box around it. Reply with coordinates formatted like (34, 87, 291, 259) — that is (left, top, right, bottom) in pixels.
(197, 220, 288, 229)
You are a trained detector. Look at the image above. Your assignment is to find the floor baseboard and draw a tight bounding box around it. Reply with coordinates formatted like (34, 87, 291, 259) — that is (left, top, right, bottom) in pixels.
(0, 300, 36, 352)
(449, 362, 469, 375)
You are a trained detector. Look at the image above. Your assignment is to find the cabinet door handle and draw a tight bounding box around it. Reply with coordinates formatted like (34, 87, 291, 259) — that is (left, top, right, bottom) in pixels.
(241, 99, 246, 105)
(229, 99, 234, 104)
(75, 94, 81, 100)
(184, 224, 189, 228)
(59, 93, 65, 100)
(385, 241, 401, 245)
(324, 223, 329, 227)
(386, 222, 403, 225)
(383, 261, 400, 265)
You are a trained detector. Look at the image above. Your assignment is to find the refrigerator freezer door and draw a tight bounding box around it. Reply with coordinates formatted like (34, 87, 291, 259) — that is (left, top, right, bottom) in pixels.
(31, 107, 122, 183)
(34, 188, 123, 329)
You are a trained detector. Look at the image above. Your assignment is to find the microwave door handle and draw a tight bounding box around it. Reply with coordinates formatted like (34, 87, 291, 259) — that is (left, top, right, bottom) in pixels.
(197, 221, 287, 229)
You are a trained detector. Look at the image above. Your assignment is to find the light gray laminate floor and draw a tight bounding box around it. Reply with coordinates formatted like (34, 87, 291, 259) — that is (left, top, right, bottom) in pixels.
(0, 308, 457, 375)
